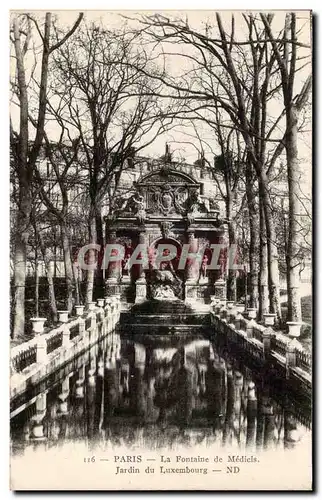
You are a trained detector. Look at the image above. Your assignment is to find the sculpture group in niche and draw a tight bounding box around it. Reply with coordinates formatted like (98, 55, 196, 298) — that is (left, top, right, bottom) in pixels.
(148, 248, 183, 300)
(153, 284, 176, 301)
(113, 191, 147, 221)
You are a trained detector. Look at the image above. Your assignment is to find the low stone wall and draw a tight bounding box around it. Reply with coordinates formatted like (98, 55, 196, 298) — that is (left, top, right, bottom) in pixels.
(209, 298, 312, 391)
(10, 295, 121, 409)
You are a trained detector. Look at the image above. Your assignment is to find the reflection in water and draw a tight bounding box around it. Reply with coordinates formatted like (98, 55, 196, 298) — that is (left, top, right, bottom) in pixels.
(11, 332, 311, 455)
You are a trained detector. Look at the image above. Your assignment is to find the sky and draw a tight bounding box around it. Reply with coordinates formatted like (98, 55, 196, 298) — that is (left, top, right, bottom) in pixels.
(10, 10, 312, 182)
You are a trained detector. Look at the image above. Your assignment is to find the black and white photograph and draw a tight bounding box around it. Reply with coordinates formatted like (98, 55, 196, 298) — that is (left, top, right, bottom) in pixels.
(9, 9, 312, 490)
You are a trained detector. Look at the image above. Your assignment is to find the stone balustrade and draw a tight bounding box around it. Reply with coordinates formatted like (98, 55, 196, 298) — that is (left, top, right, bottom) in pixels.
(10, 295, 121, 401)
(210, 301, 311, 387)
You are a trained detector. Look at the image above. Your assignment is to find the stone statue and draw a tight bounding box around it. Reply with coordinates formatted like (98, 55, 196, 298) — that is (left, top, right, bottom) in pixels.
(154, 284, 176, 300)
(125, 192, 145, 212)
(199, 254, 209, 282)
(208, 197, 220, 213)
(149, 258, 182, 300)
(122, 244, 133, 276)
(124, 192, 146, 222)
(188, 191, 209, 214)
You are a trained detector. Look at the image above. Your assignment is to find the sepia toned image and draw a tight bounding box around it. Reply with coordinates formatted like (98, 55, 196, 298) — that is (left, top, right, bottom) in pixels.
(9, 10, 312, 490)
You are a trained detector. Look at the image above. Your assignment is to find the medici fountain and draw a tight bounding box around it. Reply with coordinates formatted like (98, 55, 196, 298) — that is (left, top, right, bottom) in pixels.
(103, 164, 228, 338)
(10, 164, 311, 463)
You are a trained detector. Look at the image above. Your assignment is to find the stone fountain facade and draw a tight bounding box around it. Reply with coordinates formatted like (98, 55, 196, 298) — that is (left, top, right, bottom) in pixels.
(104, 165, 228, 305)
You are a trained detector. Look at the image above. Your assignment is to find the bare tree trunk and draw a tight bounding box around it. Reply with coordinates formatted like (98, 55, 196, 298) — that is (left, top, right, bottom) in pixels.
(72, 262, 81, 306)
(227, 224, 237, 302)
(285, 105, 302, 322)
(61, 223, 74, 312)
(95, 209, 104, 284)
(12, 221, 28, 339)
(85, 214, 97, 305)
(225, 194, 237, 301)
(38, 232, 57, 323)
(12, 18, 31, 339)
(258, 173, 281, 320)
(11, 13, 83, 335)
(34, 244, 39, 317)
(261, 13, 312, 323)
(258, 200, 269, 320)
(245, 163, 259, 309)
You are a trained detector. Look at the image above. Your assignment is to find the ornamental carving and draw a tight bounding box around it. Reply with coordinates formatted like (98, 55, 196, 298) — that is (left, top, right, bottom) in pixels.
(160, 221, 174, 239)
(110, 168, 219, 220)
(149, 267, 183, 300)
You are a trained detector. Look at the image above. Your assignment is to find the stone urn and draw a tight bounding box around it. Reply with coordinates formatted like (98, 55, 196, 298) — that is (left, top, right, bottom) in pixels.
(263, 313, 276, 327)
(87, 302, 97, 311)
(30, 317, 47, 335)
(97, 298, 105, 308)
(247, 308, 257, 320)
(287, 321, 302, 338)
(75, 305, 85, 317)
(236, 303, 245, 313)
(57, 311, 69, 323)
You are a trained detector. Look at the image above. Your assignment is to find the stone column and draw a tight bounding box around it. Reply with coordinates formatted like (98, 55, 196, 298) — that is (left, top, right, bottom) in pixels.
(135, 229, 147, 303)
(185, 230, 198, 281)
(211, 230, 228, 301)
(105, 229, 120, 296)
(184, 229, 198, 303)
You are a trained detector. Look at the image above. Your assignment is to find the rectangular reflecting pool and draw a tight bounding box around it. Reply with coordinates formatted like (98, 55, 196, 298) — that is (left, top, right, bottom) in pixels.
(11, 330, 311, 455)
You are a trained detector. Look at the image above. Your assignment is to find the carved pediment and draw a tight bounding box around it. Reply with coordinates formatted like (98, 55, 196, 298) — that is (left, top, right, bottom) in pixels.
(132, 168, 200, 217)
(111, 168, 219, 220)
(138, 167, 198, 186)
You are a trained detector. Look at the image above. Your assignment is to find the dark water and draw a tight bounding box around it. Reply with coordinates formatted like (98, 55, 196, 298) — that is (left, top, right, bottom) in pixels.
(10, 331, 311, 455)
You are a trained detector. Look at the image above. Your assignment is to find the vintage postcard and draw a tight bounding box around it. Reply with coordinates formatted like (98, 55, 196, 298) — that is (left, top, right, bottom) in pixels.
(10, 10, 312, 490)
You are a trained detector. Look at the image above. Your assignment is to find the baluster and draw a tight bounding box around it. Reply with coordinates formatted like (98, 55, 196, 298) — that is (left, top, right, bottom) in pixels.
(263, 403, 276, 449)
(30, 393, 47, 442)
(246, 382, 257, 450)
(284, 410, 301, 449)
(57, 376, 70, 416)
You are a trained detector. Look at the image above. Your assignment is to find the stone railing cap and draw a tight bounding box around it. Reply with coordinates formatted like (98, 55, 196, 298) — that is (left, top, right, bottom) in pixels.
(253, 323, 266, 332)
